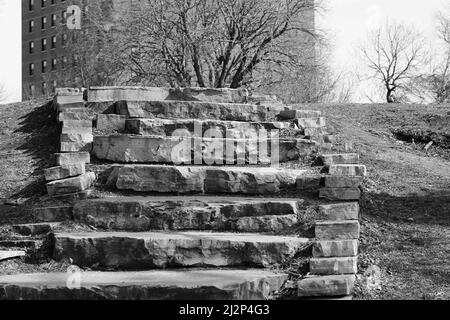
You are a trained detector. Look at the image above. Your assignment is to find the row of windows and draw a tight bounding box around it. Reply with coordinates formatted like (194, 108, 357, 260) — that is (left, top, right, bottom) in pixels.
(28, 11, 67, 32)
(29, 34, 67, 53)
(29, 81, 60, 96)
(29, 0, 66, 11)
(29, 57, 68, 75)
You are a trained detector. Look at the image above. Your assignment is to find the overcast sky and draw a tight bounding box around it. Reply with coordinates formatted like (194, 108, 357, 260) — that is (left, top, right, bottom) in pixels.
(0, 0, 447, 103)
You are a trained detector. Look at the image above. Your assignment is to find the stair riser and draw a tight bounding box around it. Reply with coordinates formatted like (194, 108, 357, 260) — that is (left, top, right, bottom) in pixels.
(93, 135, 318, 165)
(53, 236, 310, 269)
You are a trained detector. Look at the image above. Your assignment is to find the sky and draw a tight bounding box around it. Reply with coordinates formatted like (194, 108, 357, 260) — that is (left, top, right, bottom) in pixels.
(0, 0, 447, 103)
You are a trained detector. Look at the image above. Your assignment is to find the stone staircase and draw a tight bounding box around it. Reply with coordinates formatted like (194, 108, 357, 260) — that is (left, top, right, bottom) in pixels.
(0, 87, 365, 300)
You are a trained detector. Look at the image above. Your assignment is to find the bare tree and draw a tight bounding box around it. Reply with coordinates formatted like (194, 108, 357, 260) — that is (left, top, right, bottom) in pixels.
(361, 22, 427, 103)
(118, 0, 318, 89)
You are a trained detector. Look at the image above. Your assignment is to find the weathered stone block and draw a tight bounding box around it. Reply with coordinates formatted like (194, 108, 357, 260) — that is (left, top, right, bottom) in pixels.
(315, 221, 360, 240)
(58, 112, 92, 122)
(312, 240, 359, 258)
(323, 176, 363, 188)
(318, 203, 359, 221)
(279, 110, 322, 120)
(319, 154, 360, 166)
(61, 120, 93, 132)
(32, 206, 73, 222)
(53, 231, 310, 269)
(297, 275, 356, 297)
(296, 176, 322, 191)
(12, 223, 52, 236)
(52, 190, 93, 202)
(60, 133, 93, 153)
(55, 152, 90, 166)
(310, 257, 358, 275)
(295, 117, 326, 129)
(46, 172, 96, 196)
(44, 164, 85, 182)
(319, 188, 361, 201)
(96, 114, 127, 132)
(329, 164, 367, 177)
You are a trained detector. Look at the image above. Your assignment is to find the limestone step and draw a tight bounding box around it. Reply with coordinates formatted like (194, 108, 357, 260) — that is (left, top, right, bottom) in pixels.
(125, 118, 296, 137)
(73, 196, 302, 232)
(322, 176, 363, 188)
(61, 120, 93, 134)
(107, 165, 310, 195)
(92, 135, 318, 165)
(328, 164, 367, 177)
(297, 275, 356, 297)
(58, 112, 92, 122)
(309, 257, 358, 275)
(315, 221, 360, 240)
(53, 231, 311, 269)
(0, 269, 286, 300)
(113, 101, 280, 122)
(44, 164, 85, 182)
(278, 110, 322, 120)
(312, 240, 359, 257)
(319, 188, 361, 201)
(96, 114, 127, 132)
(46, 172, 96, 196)
(12, 223, 53, 236)
(318, 154, 360, 166)
(295, 118, 326, 129)
(60, 133, 93, 153)
(0, 250, 26, 262)
(87, 86, 249, 104)
(318, 203, 360, 221)
(33, 206, 74, 222)
(55, 152, 90, 166)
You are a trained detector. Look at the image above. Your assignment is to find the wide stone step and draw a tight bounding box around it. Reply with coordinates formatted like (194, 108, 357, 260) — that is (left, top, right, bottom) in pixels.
(53, 231, 311, 269)
(0, 269, 286, 300)
(46, 172, 96, 196)
(113, 101, 281, 122)
(92, 135, 318, 165)
(73, 196, 302, 232)
(87, 86, 249, 104)
(297, 275, 356, 297)
(108, 165, 310, 195)
(125, 118, 297, 137)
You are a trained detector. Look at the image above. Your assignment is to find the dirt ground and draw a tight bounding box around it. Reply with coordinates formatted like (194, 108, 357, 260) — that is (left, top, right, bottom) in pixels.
(0, 100, 449, 299)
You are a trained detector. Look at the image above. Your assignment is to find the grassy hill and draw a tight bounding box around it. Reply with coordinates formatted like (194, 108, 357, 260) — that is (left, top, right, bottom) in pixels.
(0, 100, 449, 299)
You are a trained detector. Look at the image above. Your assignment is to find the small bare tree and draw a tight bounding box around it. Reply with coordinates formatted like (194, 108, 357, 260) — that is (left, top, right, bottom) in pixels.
(361, 22, 427, 103)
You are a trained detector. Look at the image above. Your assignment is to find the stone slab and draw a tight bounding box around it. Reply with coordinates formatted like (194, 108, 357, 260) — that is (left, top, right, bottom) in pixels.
(315, 221, 360, 240)
(96, 114, 127, 132)
(297, 275, 356, 297)
(115, 101, 277, 122)
(0, 251, 26, 262)
(310, 257, 358, 275)
(329, 165, 367, 177)
(46, 173, 96, 196)
(58, 112, 92, 122)
(318, 203, 359, 221)
(92, 135, 318, 165)
(53, 231, 311, 269)
(44, 164, 85, 182)
(33, 206, 74, 222)
(73, 196, 300, 232)
(12, 224, 52, 236)
(319, 188, 361, 201)
(312, 240, 359, 258)
(323, 176, 363, 188)
(110, 165, 307, 195)
(278, 110, 322, 120)
(55, 152, 90, 166)
(51, 190, 93, 202)
(125, 118, 295, 137)
(0, 270, 286, 300)
(319, 154, 360, 166)
(60, 133, 93, 153)
(295, 118, 326, 129)
(87, 86, 248, 104)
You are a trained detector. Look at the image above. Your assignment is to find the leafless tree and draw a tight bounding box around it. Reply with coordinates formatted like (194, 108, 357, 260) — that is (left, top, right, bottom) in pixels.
(118, 0, 318, 89)
(361, 22, 427, 103)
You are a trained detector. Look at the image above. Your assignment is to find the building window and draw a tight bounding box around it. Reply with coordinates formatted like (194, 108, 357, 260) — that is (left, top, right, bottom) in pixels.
(62, 11, 67, 24)
(51, 36, 57, 49)
(29, 63, 35, 76)
(41, 0, 46, 8)
(29, 20, 34, 33)
(30, 85, 36, 95)
(52, 58, 57, 70)
(41, 16, 47, 30)
(42, 82, 48, 95)
(29, 41, 34, 54)
(52, 80, 57, 89)
(62, 33, 67, 46)
(51, 0, 56, 5)
(62, 56, 67, 69)
(51, 14, 57, 27)
(29, 0, 34, 11)
(41, 60, 47, 73)
(41, 38, 47, 51)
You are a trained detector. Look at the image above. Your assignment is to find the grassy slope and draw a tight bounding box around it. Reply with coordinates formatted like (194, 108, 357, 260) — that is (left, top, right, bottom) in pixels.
(0, 100, 449, 299)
